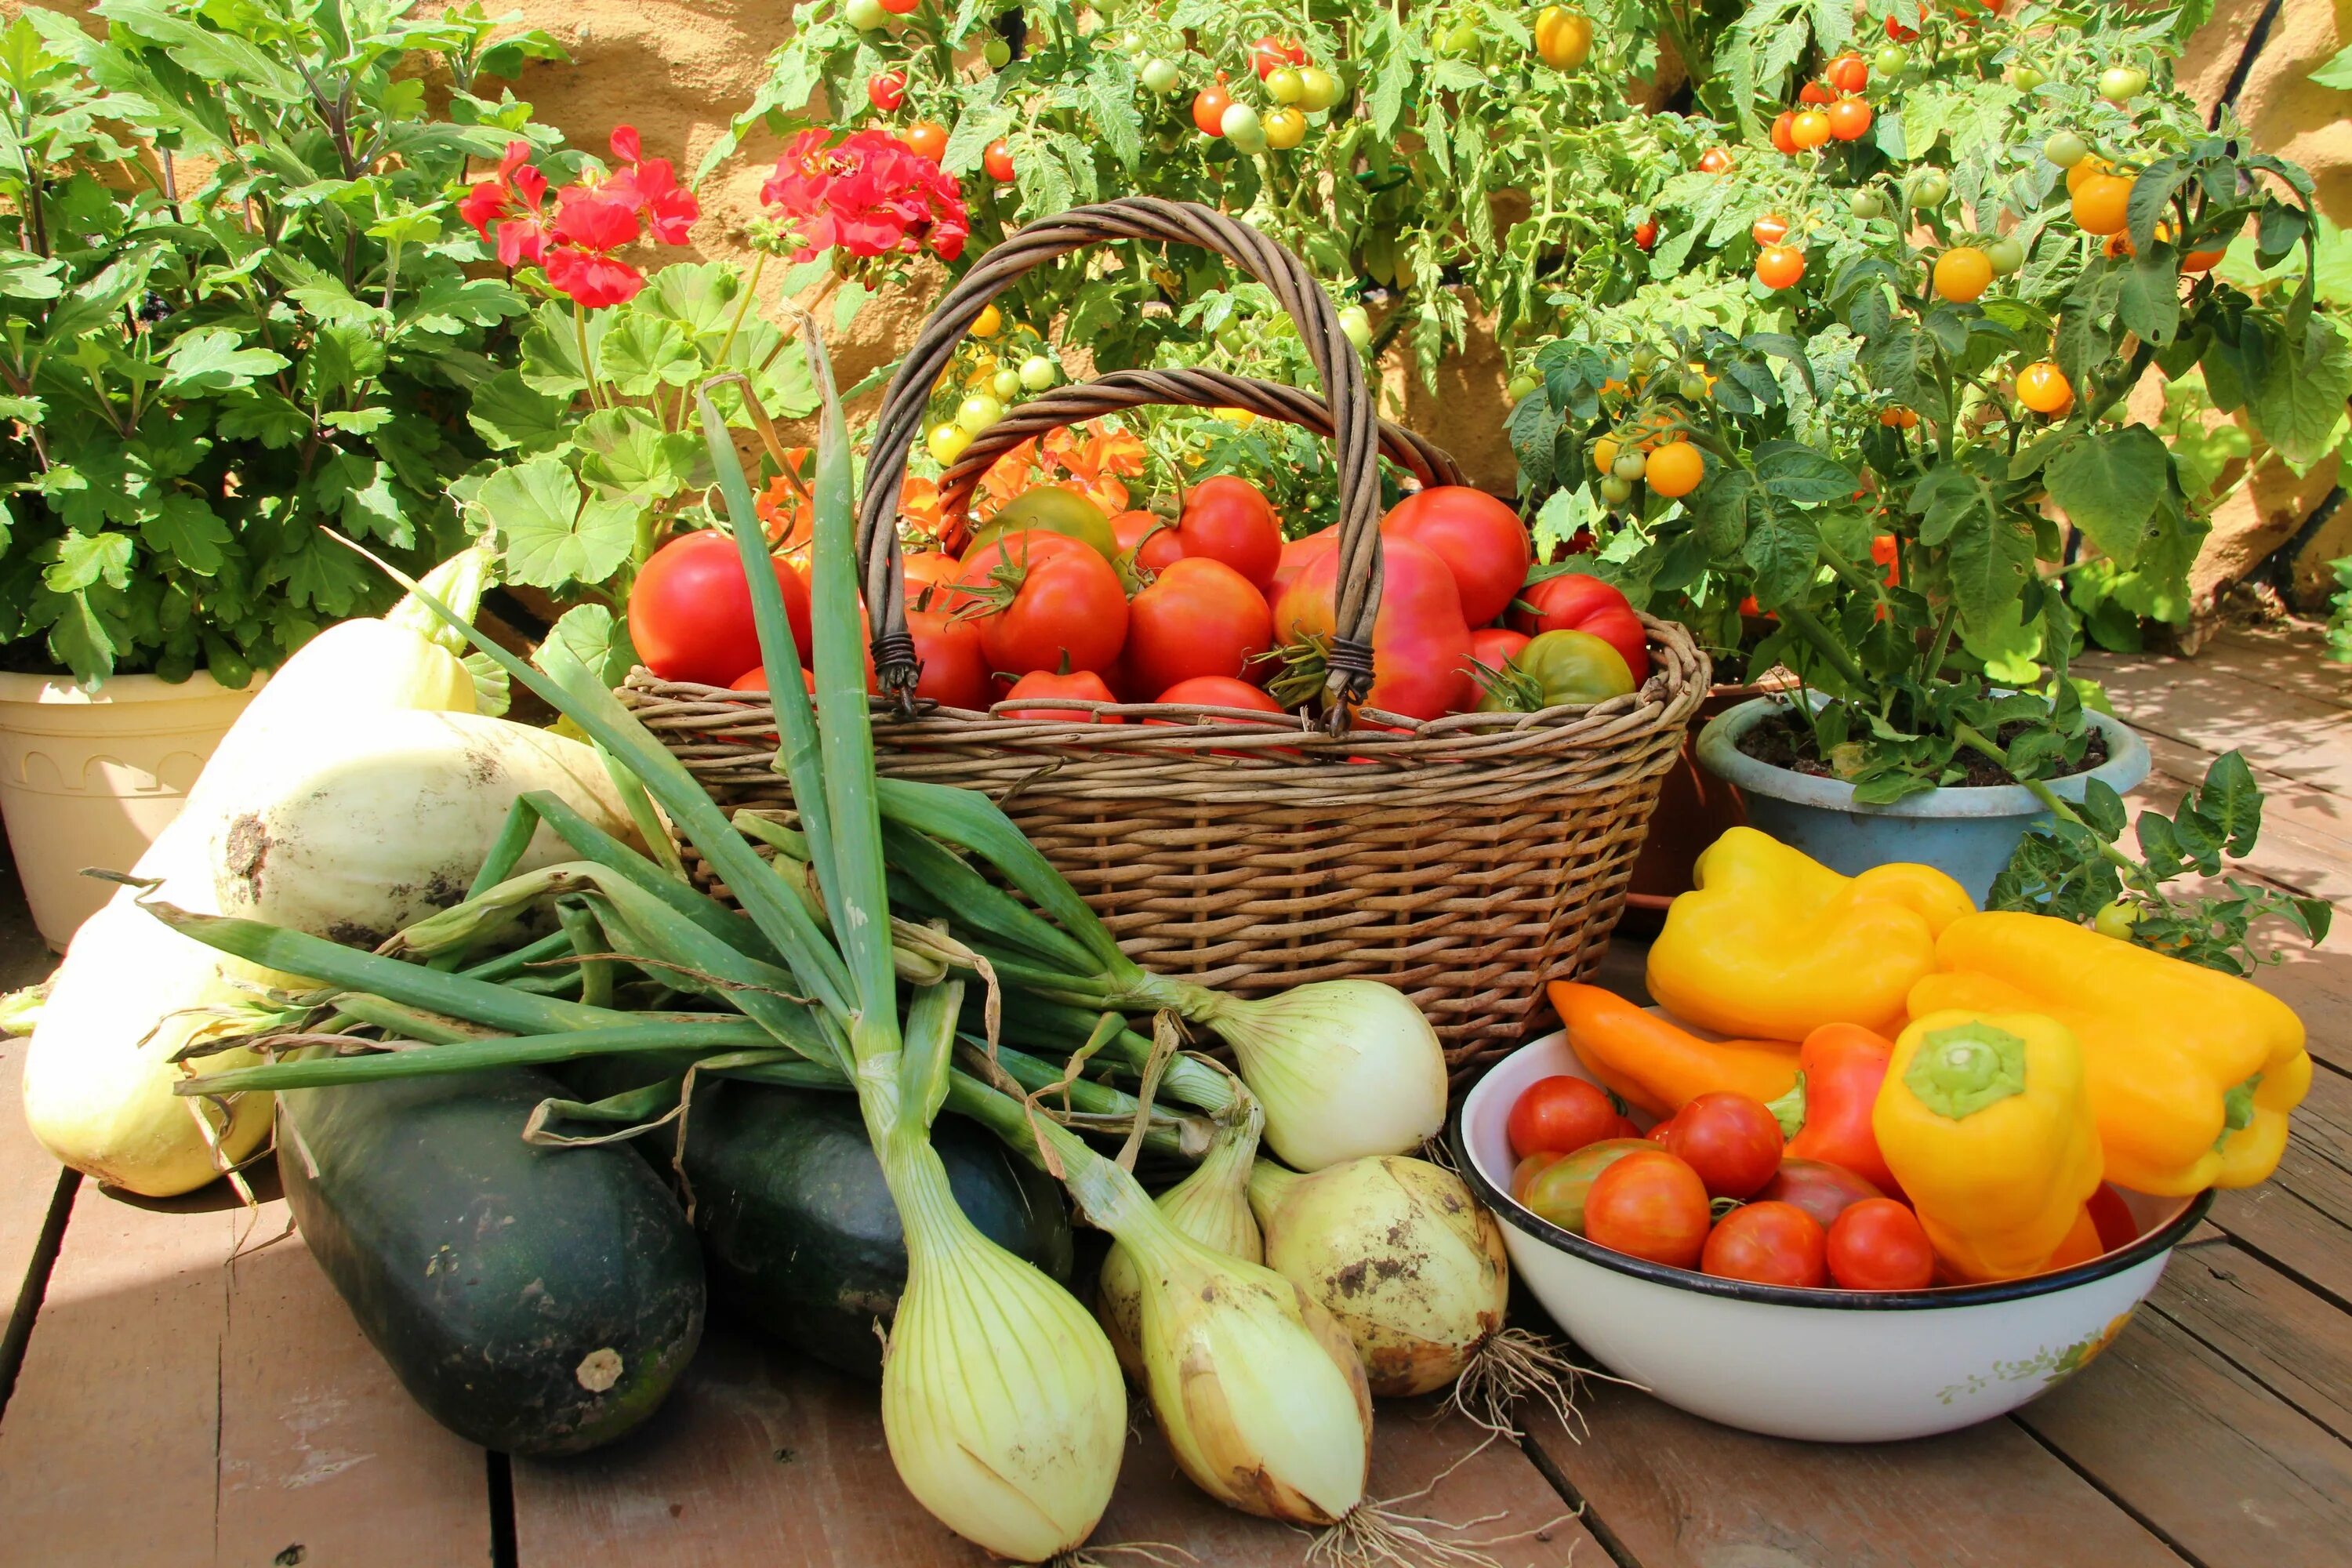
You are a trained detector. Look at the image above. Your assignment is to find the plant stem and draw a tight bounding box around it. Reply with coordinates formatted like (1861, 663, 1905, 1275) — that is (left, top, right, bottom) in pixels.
(1953, 722, 2147, 884)
(1777, 598, 1869, 688)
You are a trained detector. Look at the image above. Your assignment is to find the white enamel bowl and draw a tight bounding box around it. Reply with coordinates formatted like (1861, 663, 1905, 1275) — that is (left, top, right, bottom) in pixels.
(1454, 1029, 2209, 1443)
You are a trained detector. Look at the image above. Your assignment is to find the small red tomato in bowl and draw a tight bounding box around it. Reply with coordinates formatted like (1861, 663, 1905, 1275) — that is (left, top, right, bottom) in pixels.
(1662, 1091, 1785, 1200)
(1508, 1075, 1623, 1160)
(1508, 572, 1648, 684)
(1755, 1158, 1885, 1231)
(1517, 1138, 1654, 1232)
(1584, 1149, 1711, 1268)
(1825, 1198, 1936, 1290)
(1702, 1200, 1828, 1287)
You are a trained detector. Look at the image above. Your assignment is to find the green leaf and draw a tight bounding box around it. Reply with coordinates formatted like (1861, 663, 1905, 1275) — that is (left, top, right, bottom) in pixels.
(216, 387, 311, 448)
(157, 326, 288, 395)
(141, 490, 230, 574)
(2312, 43, 2352, 90)
(404, 274, 529, 335)
(1741, 499, 1819, 610)
(542, 602, 634, 688)
(1753, 441, 1857, 506)
(2119, 249, 2183, 344)
(597, 314, 698, 398)
(2045, 426, 2167, 567)
(473, 457, 638, 590)
(576, 406, 692, 499)
(42, 528, 134, 593)
(1946, 511, 2036, 633)
(313, 453, 411, 546)
(2249, 312, 2352, 468)
(466, 368, 572, 454)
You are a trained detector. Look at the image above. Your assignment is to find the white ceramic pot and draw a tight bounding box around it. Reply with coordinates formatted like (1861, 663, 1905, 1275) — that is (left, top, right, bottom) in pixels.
(0, 670, 262, 951)
(1455, 1029, 2208, 1443)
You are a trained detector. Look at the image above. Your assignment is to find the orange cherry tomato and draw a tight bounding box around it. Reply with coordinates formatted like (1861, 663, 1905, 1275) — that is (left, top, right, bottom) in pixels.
(1644, 439, 1704, 499)
(1827, 96, 1873, 141)
(1791, 109, 1832, 151)
(2071, 172, 2132, 237)
(982, 138, 1016, 182)
(2016, 361, 2074, 416)
(1192, 85, 1232, 137)
(1933, 246, 1994, 303)
(1751, 212, 1791, 247)
(1878, 406, 1919, 429)
(1755, 243, 1806, 290)
(1770, 111, 1798, 154)
(1697, 147, 1734, 175)
(1827, 52, 1868, 94)
(904, 120, 949, 163)
(1798, 79, 1834, 106)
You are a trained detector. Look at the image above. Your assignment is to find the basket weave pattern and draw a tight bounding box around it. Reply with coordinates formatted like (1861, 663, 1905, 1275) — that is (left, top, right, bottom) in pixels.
(628, 198, 1711, 1074)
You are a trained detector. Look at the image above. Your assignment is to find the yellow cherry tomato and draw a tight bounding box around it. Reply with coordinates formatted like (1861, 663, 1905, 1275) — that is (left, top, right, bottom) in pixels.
(1934, 247, 1994, 303)
(970, 303, 1004, 339)
(1645, 439, 1704, 498)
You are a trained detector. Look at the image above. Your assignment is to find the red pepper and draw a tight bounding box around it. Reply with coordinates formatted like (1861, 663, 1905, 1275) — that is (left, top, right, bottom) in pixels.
(1769, 1022, 1903, 1197)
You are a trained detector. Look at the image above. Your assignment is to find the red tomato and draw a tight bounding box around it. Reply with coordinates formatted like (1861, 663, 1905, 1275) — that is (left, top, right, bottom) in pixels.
(1001, 668, 1121, 722)
(1112, 510, 1184, 575)
(1193, 85, 1233, 137)
(1633, 218, 1657, 251)
(1468, 626, 1530, 675)
(1380, 485, 1533, 626)
(902, 549, 964, 609)
(1703, 1201, 1828, 1287)
(1646, 1117, 1676, 1144)
(971, 544, 1128, 678)
(729, 664, 815, 694)
(1584, 1150, 1711, 1268)
(903, 121, 949, 163)
(1612, 1113, 1644, 1140)
(1123, 557, 1274, 694)
(879, 0, 919, 11)
(1269, 529, 1338, 604)
(868, 71, 906, 112)
(1755, 1158, 1885, 1231)
(1250, 35, 1306, 77)
(1663, 1092, 1785, 1200)
(906, 604, 992, 711)
(1275, 533, 1475, 720)
(629, 531, 813, 687)
(1751, 212, 1791, 247)
(1178, 476, 1283, 593)
(982, 139, 1015, 183)
(1697, 147, 1734, 175)
(1827, 96, 1873, 141)
(1827, 52, 1868, 94)
(1825, 1199, 1936, 1290)
(1153, 675, 1283, 711)
(1798, 79, 1833, 106)
(1508, 1076, 1623, 1160)
(1770, 111, 1798, 154)
(1508, 573, 1648, 683)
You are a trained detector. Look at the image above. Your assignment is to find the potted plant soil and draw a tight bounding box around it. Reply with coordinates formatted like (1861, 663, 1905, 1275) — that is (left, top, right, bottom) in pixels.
(0, 7, 565, 943)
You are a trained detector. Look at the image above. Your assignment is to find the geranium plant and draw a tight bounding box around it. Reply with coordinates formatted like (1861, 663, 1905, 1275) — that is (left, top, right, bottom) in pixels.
(0, 1, 565, 686)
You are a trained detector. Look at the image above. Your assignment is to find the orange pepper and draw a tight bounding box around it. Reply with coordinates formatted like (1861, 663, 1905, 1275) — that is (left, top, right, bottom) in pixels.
(1549, 982, 1800, 1118)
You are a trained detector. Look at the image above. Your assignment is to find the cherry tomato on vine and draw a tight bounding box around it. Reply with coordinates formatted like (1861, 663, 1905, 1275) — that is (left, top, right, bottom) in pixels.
(1934, 246, 1994, 303)
(1826, 1199, 1936, 1290)
(928, 422, 973, 465)
(1591, 435, 1621, 472)
(1508, 1076, 1623, 1160)
(1984, 234, 2026, 275)
(1298, 66, 1341, 111)
(1827, 51, 1868, 94)
(845, 0, 889, 30)
(1697, 147, 1734, 175)
(2066, 153, 2114, 197)
(1791, 109, 1831, 150)
(1770, 111, 1798, 154)
(1192, 85, 1232, 136)
(1220, 103, 1268, 153)
(1534, 6, 1593, 71)
(1250, 34, 1306, 78)
(1879, 405, 1920, 429)
(1704, 1202, 1828, 1287)
(904, 120, 948, 162)
(2016, 361, 2074, 415)
(1798, 79, 1833, 107)
(1141, 56, 1181, 93)
(879, 0, 920, 13)
(1265, 65, 1305, 103)
(1263, 106, 1308, 150)
(983, 138, 1016, 182)
(1909, 170, 1951, 209)
(969, 303, 1003, 339)
(2010, 64, 2045, 91)
(1585, 1151, 1711, 1268)
(1828, 96, 1872, 140)
(2099, 64, 2148, 103)
(1019, 354, 1058, 390)
(1755, 243, 1806, 290)
(1874, 42, 1907, 76)
(955, 393, 1004, 433)
(2044, 129, 2089, 169)
(1599, 474, 1634, 505)
(2071, 172, 2132, 236)
(1884, 8, 1919, 42)
(982, 35, 1012, 68)
(1645, 440, 1704, 499)
(867, 71, 906, 111)
(1849, 187, 1886, 220)
(1633, 217, 1658, 250)
(1610, 446, 1650, 481)
(1751, 212, 1790, 247)
(1339, 303, 1374, 349)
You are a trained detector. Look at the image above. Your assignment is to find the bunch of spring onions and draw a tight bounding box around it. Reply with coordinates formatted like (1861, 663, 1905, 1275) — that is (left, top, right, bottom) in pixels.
(155, 332, 1560, 1563)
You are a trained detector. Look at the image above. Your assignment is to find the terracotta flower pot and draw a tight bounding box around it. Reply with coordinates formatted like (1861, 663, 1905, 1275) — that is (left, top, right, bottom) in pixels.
(0, 671, 262, 951)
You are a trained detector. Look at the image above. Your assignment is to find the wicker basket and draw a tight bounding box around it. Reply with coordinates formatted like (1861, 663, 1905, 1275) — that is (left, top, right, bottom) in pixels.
(622, 198, 1709, 1076)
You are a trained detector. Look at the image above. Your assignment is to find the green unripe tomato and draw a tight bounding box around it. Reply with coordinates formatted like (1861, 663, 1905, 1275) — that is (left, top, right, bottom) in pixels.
(1217, 316, 1249, 353)
(1909, 171, 1951, 210)
(2043, 129, 2089, 169)
(1140, 56, 1179, 93)
(1599, 474, 1635, 504)
(1265, 66, 1305, 104)
(928, 422, 974, 465)
(1629, 346, 1661, 374)
(1610, 448, 1649, 481)
(2093, 899, 2143, 942)
(1984, 235, 2026, 276)
(1220, 101, 1266, 153)
(1506, 372, 1541, 402)
(1849, 188, 1886, 220)
(1678, 370, 1710, 402)
(1018, 354, 1058, 390)
(846, 0, 888, 30)
(955, 393, 1004, 433)
(2098, 65, 2147, 104)
(1117, 31, 1145, 55)
(1297, 66, 1341, 112)
(2009, 65, 2044, 92)
(1436, 19, 1480, 56)
(992, 368, 1023, 400)
(1338, 303, 1374, 350)
(983, 37, 1012, 68)
(1873, 44, 1907, 78)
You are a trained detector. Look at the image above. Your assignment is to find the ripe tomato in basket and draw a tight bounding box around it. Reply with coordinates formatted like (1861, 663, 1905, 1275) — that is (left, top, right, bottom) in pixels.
(1112, 510, 1185, 576)
(1123, 557, 1274, 694)
(1273, 532, 1474, 720)
(1509, 572, 1648, 684)
(906, 604, 992, 711)
(629, 530, 812, 688)
(1177, 476, 1283, 593)
(1269, 528, 1338, 601)
(953, 531, 1128, 679)
(1380, 485, 1533, 627)
(1002, 668, 1121, 722)
(1152, 675, 1283, 712)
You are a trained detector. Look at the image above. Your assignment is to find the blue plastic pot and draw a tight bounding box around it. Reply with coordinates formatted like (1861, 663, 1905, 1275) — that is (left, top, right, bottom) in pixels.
(1695, 695, 2151, 905)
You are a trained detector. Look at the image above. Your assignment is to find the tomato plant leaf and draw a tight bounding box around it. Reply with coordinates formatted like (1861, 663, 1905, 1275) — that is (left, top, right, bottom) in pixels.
(1944, 509, 2036, 633)
(2120, 245, 2183, 343)
(1740, 497, 1818, 610)
(2045, 424, 2167, 567)
(2248, 310, 2352, 467)
(1754, 441, 1856, 505)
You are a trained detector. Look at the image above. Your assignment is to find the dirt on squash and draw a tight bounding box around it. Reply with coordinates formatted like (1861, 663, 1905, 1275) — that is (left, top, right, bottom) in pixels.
(1737, 709, 2109, 788)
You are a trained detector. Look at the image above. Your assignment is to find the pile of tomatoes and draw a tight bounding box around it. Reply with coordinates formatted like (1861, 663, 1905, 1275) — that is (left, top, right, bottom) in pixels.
(626, 472, 1658, 727)
(1185, 35, 1342, 157)
(1510, 1074, 1926, 1292)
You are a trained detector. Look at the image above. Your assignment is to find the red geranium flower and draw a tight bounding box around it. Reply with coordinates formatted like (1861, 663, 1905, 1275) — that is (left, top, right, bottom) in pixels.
(605, 125, 699, 244)
(461, 140, 552, 267)
(762, 129, 969, 263)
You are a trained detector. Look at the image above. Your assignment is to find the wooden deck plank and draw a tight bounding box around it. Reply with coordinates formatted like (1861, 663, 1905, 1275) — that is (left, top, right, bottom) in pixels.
(2123, 726, 2352, 908)
(2016, 1297, 2352, 1568)
(2149, 1241, 2352, 1444)
(2208, 626, 2352, 713)
(514, 1324, 1599, 1566)
(1521, 1387, 2181, 1568)
(1, 1037, 77, 1389)
(2080, 651, 2352, 798)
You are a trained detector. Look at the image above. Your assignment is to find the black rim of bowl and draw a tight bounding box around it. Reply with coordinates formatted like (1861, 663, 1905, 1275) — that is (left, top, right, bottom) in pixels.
(1450, 1083, 2216, 1312)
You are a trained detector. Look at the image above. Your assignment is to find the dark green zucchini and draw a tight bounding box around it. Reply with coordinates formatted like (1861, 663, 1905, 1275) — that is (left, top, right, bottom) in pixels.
(280, 1070, 704, 1456)
(683, 1081, 1073, 1377)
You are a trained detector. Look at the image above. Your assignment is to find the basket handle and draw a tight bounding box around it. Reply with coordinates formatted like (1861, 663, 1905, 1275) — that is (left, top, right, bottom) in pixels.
(855, 198, 1385, 713)
(931, 367, 1465, 528)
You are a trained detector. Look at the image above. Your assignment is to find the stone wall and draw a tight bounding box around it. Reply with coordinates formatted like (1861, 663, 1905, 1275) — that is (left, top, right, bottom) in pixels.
(15, 0, 2350, 612)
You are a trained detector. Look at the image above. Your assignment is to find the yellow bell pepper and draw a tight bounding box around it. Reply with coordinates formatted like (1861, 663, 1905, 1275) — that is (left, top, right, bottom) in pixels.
(1875, 1009, 2105, 1283)
(1910, 911, 2309, 1195)
(1646, 828, 1976, 1040)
